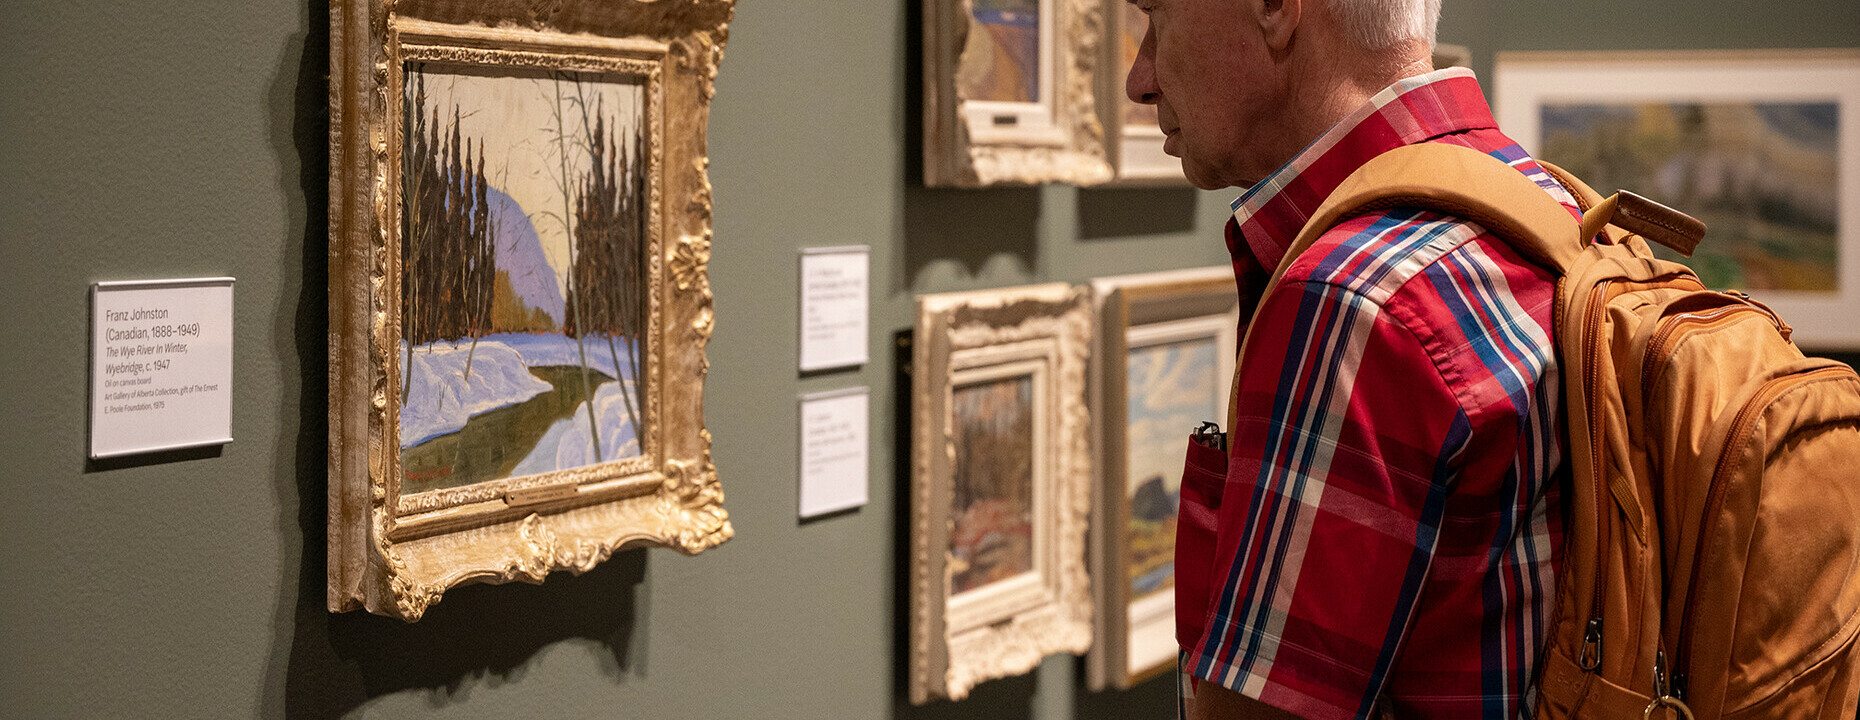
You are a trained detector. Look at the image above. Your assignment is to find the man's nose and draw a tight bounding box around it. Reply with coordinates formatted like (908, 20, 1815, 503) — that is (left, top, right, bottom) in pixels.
(1126, 24, 1159, 106)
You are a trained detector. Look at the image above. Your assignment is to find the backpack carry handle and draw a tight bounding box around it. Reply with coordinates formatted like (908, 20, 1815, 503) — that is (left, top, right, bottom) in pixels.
(1579, 191, 1707, 257)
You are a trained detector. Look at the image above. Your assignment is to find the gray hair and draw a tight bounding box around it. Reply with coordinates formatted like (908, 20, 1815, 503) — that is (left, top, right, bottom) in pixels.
(1326, 0, 1441, 51)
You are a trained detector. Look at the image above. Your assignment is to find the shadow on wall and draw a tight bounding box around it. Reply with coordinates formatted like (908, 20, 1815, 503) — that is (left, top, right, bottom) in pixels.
(898, 0, 1040, 289)
(902, 185, 1042, 285)
(268, 3, 647, 718)
(1077, 187, 1199, 241)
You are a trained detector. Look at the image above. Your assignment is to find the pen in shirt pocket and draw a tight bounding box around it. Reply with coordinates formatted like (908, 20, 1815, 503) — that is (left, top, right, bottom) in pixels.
(1191, 420, 1225, 452)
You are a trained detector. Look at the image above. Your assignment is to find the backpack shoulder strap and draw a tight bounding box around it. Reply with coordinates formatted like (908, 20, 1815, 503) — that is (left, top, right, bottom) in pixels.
(1224, 142, 1583, 434)
(1287, 142, 1585, 281)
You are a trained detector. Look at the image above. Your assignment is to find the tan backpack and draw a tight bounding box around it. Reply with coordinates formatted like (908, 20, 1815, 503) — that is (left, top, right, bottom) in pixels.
(1277, 142, 1860, 719)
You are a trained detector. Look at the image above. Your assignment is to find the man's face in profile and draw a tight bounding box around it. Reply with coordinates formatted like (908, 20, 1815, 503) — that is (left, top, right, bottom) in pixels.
(1125, 0, 1288, 189)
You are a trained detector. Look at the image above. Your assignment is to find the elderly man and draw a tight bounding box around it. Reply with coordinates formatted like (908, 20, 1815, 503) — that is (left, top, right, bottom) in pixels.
(1127, 0, 1573, 718)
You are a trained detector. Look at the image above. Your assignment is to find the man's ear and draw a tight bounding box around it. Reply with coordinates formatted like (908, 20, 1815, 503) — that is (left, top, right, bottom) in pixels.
(1255, 0, 1301, 52)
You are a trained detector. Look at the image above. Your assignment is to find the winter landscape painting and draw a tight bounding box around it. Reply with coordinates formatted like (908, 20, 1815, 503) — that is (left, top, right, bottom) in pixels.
(1542, 102, 1840, 292)
(948, 376, 1037, 595)
(331, 3, 732, 621)
(398, 63, 650, 496)
(1122, 337, 1217, 603)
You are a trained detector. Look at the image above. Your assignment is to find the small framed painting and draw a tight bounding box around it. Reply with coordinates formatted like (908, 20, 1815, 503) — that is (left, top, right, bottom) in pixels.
(1086, 267, 1237, 690)
(923, 0, 1113, 187)
(327, 0, 735, 621)
(1098, 2, 1185, 184)
(909, 283, 1094, 703)
(1496, 50, 1860, 349)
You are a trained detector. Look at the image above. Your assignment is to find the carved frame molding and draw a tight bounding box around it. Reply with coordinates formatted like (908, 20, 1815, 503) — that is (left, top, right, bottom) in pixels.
(328, 0, 734, 621)
(910, 283, 1094, 703)
(923, 0, 1113, 187)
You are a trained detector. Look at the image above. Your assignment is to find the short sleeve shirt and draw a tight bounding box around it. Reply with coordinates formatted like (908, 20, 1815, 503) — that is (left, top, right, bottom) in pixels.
(1183, 69, 1574, 720)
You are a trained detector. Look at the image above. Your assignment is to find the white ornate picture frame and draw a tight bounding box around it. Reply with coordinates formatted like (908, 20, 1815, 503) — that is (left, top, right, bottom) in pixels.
(923, 0, 1112, 187)
(1085, 267, 1236, 690)
(328, 0, 734, 621)
(910, 283, 1093, 703)
(1096, 1, 1186, 185)
(1496, 49, 1860, 350)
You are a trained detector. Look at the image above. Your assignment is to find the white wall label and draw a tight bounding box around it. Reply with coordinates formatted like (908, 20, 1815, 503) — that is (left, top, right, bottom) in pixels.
(90, 278, 235, 459)
(799, 388, 869, 518)
(798, 246, 869, 371)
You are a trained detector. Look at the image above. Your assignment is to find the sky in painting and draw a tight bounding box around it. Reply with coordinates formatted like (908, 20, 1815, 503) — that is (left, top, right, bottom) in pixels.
(1125, 339, 1219, 498)
(409, 65, 645, 300)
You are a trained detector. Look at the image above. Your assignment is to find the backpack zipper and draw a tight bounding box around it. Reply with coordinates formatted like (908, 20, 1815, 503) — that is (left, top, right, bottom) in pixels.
(1670, 366, 1855, 696)
(1576, 272, 1700, 673)
(1577, 280, 1613, 669)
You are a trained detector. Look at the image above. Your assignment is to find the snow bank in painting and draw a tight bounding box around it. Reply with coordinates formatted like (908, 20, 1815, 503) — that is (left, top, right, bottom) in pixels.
(400, 339, 553, 447)
(494, 332, 639, 381)
(398, 332, 642, 449)
(510, 381, 642, 476)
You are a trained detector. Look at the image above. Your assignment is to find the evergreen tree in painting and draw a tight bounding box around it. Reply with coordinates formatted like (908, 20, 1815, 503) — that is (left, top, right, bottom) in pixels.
(401, 67, 498, 401)
(563, 100, 648, 441)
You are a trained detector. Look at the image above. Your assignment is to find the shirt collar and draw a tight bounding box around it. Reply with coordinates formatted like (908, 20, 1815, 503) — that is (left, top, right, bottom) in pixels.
(1226, 68, 1498, 271)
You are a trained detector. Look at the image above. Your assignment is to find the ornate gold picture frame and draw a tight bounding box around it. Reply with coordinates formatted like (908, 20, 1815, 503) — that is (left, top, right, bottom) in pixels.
(328, 0, 734, 621)
(922, 0, 1113, 187)
(910, 283, 1094, 703)
(1085, 267, 1236, 690)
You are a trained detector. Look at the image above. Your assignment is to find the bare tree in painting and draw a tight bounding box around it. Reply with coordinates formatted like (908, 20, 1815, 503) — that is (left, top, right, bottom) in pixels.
(539, 72, 604, 461)
(565, 99, 648, 444)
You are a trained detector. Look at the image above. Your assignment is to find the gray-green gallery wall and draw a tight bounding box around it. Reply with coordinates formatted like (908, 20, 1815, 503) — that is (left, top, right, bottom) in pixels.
(1, 1, 1854, 717)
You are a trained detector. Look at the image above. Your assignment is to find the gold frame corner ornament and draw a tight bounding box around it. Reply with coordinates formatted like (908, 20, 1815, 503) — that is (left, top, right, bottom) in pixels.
(328, 0, 734, 621)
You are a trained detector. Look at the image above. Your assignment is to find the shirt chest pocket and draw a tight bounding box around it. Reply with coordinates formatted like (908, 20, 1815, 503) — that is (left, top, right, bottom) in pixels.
(1176, 435, 1227, 651)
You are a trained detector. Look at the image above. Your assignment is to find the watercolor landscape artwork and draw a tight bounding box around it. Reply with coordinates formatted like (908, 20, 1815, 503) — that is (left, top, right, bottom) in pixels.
(958, 0, 1041, 104)
(1123, 338, 1217, 603)
(1542, 102, 1840, 292)
(398, 63, 650, 496)
(948, 376, 1038, 595)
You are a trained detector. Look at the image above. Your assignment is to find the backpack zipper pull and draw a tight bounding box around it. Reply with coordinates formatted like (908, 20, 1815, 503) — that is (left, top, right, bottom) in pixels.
(1644, 650, 1696, 719)
(1578, 617, 1603, 671)
(1653, 650, 1669, 698)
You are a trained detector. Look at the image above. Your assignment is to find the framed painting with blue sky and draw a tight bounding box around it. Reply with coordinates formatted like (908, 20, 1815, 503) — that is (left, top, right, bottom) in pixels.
(1086, 266, 1237, 690)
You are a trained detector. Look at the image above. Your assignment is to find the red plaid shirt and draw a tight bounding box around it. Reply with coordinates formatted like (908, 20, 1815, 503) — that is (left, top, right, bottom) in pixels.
(1181, 69, 1575, 719)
